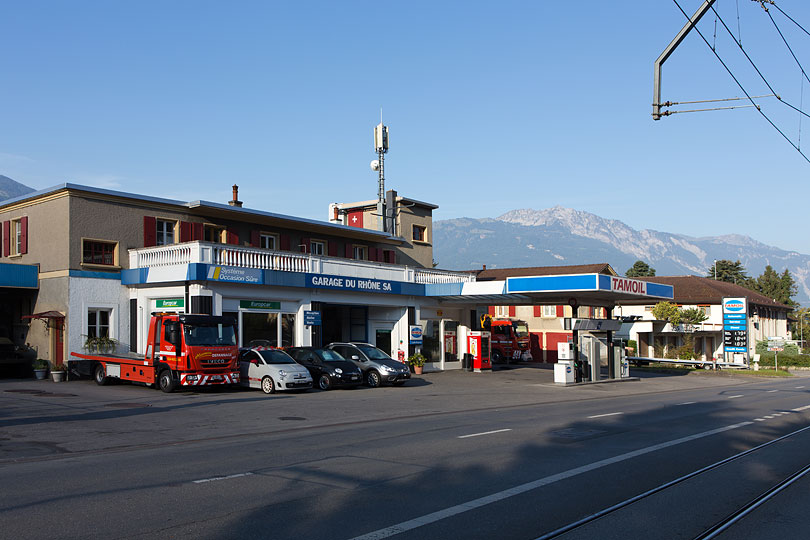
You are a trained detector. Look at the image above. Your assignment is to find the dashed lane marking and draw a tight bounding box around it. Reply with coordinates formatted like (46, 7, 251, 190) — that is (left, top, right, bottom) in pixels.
(458, 429, 512, 439)
(192, 472, 253, 484)
(587, 412, 623, 419)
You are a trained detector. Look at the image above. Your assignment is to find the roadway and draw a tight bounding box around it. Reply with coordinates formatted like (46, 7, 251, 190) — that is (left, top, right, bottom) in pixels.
(1, 366, 808, 539)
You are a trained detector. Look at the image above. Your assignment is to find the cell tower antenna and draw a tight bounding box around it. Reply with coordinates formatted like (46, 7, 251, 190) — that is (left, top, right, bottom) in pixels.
(372, 115, 390, 232)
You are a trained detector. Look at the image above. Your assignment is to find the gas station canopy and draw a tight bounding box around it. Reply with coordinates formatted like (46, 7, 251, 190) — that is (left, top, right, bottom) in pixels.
(425, 272, 674, 307)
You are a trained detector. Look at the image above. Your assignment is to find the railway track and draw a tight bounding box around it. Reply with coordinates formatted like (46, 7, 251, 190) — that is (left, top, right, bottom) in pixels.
(536, 423, 810, 540)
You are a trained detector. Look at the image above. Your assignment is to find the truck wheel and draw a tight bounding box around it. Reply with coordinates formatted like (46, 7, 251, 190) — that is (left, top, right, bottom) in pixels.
(491, 350, 503, 365)
(261, 376, 275, 394)
(158, 370, 176, 393)
(94, 364, 108, 386)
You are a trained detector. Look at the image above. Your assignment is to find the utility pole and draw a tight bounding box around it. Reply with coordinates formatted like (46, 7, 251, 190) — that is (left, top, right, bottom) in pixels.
(653, 0, 717, 120)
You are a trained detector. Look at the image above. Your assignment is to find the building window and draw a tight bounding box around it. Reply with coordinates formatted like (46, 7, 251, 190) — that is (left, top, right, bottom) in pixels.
(204, 225, 225, 243)
(413, 224, 427, 242)
(495, 306, 508, 318)
(699, 305, 711, 317)
(353, 245, 367, 260)
(156, 219, 176, 246)
(82, 240, 117, 266)
(310, 240, 325, 256)
(87, 308, 111, 338)
(542, 305, 556, 317)
(11, 219, 22, 255)
(260, 233, 278, 250)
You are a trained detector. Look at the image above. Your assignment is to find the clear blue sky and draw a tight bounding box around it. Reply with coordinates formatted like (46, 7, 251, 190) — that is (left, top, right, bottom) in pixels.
(2, 1, 810, 252)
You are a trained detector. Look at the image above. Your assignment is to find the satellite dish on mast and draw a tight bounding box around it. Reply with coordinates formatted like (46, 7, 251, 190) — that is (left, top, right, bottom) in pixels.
(370, 160, 381, 171)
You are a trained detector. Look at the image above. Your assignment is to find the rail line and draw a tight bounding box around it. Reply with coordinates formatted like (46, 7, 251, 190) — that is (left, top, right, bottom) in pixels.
(535, 422, 810, 540)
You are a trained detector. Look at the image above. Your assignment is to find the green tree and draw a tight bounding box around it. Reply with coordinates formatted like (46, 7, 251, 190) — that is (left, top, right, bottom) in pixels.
(651, 301, 681, 325)
(680, 307, 708, 325)
(753, 266, 797, 307)
(707, 259, 754, 287)
(626, 260, 656, 277)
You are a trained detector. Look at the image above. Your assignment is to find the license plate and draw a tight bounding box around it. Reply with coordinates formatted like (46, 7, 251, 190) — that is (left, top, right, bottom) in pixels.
(210, 375, 221, 381)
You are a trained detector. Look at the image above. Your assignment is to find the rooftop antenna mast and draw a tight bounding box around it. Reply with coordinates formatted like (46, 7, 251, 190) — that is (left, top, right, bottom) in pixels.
(371, 109, 389, 232)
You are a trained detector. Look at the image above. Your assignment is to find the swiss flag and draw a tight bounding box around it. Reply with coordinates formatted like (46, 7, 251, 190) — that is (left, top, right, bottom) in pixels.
(347, 210, 364, 228)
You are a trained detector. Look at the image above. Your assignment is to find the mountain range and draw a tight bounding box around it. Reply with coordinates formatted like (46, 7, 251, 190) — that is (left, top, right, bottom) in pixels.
(433, 206, 810, 305)
(0, 175, 35, 200)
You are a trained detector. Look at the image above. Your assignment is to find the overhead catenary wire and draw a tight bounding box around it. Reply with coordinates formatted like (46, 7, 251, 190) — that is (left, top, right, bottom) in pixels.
(671, 0, 810, 163)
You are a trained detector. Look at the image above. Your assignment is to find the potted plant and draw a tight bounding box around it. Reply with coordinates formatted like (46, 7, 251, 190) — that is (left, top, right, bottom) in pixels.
(408, 353, 427, 375)
(33, 359, 49, 380)
(51, 362, 67, 382)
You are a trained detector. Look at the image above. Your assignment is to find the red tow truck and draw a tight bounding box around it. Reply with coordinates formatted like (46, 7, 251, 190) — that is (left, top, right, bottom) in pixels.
(482, 315, 533, 364)
(69, 313, 240, 393)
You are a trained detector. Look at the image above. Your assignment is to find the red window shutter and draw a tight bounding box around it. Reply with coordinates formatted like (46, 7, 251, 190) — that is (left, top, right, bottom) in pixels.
(300, 237, 309, 253)
(488, 306, 495, 315)
(508, 306, 516, 317)
(328, 241, 338, 257)
(226, 228, 238, 245)
(345, 243, 353, 258)
(250, 230, 260, 247)
(533, 305, 542, 317)
(556, 305, 564, 317)
(179, 221, 192, 243)
(2, 221, 9, 257)
(192, 223, 204, 241)
(279, 234, 290, 251)
(383, 249, 395, 263)
(368, 247, 377, 262)
(143, 216, 157, 247)
(20, 216, 28, 254)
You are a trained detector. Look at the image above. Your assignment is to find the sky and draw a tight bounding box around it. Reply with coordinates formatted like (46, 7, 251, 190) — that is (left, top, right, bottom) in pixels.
(2, 1, 810, 253)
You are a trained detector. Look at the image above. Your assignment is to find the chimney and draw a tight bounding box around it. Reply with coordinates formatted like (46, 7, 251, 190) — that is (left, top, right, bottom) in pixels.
(229, 184, 242, 207)
(482, 264, 486, 270)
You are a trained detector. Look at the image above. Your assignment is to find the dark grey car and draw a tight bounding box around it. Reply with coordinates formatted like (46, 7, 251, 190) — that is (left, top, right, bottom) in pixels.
(325, 342, 411, 388)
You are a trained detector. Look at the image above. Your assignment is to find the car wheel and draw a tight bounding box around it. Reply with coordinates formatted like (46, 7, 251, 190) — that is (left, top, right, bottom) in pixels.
(261, 376, 275, 394)
(158, 370, 176, 393)
(366, 370, 381, 388)
(318, 374, 332, 391)
(94, 364, 108, 386)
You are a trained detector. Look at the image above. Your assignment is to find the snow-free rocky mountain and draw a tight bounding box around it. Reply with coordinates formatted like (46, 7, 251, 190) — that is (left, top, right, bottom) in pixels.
(433, 206, 810, 304)
(0, 175, 34, 201)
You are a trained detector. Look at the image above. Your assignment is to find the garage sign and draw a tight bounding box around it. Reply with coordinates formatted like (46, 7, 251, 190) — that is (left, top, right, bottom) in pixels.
(409, 325, 423, 345)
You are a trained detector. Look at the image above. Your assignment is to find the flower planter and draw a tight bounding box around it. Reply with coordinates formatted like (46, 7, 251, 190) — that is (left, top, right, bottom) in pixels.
(34, 369, 48, 380)
(413, 365, 423, 375)
(51, 370, 66, 382)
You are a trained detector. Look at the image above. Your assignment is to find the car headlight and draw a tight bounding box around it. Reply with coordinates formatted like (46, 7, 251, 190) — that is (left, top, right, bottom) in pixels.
(334, 368, 343, 374)
(380, 365, 394, 372)
(278, 370, 287, 379)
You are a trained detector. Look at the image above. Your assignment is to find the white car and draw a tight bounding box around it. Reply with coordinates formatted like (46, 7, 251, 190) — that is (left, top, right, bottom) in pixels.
(239, 348, 312, 394)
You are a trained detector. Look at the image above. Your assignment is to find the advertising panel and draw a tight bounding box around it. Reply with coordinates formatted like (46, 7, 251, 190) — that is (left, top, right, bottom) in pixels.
(723, 297, 748, 359)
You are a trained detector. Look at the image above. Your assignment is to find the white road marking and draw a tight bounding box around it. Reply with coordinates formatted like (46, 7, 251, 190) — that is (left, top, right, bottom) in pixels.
(458, 429, 512, 439)
(192, 472, 253, 484)
(766, 390, 778, 393)
(587, 412, 623, 419)
(678, 402, 696, 405)
(764, 415, 775, 419)
(797, 386, 805, 389)
(349, 421, 753, 540)
(792, 404, 810, 412)
(754, 418, 765, 422)
(728, 395, 744, 399)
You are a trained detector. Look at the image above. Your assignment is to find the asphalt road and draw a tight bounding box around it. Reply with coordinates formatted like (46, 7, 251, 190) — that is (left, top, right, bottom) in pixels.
(1, 366, 809, 540)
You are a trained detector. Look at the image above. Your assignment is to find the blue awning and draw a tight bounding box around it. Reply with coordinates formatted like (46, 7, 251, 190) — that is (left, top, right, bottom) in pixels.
(0, 262, 38, 289)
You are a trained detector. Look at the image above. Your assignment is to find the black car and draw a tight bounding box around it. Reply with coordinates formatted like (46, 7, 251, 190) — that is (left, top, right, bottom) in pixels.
(287, 347, 364, 390)
(325, 343, 411, 387)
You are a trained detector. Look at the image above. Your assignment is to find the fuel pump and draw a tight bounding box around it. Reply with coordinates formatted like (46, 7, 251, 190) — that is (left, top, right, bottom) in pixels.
(467, 331, 491, 372)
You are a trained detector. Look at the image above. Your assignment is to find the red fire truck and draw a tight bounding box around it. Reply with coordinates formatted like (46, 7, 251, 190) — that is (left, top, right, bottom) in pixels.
(69, 313, 240, 393)
(481, 315, 532, 364)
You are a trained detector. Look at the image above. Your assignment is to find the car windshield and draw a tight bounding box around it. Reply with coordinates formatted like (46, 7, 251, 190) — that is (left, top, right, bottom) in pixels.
(183, 324, 237, 346)
(317, 349, 346, 363)
(256, 349, 297, 364)
(514, 324, 529, 337)
(356, 344, 392, 361)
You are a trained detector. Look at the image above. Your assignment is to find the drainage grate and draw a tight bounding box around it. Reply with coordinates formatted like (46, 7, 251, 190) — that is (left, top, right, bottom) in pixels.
(278, 416, 307, 421)
(4, 389, 48, 394)
(37, 393, 77, 398)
